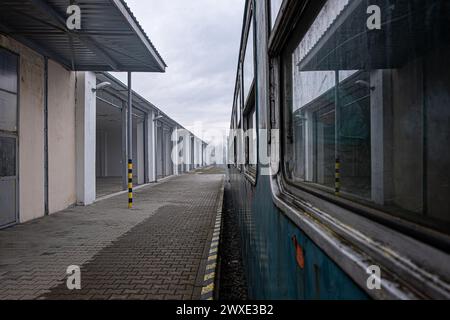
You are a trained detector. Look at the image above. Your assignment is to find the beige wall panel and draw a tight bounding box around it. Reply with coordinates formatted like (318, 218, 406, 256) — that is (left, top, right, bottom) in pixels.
(0, 35, 45, 223)
(48, 60, 77, 214)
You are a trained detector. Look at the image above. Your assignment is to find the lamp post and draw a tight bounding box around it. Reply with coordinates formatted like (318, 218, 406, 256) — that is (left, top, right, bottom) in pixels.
(127, 72, 133, 209)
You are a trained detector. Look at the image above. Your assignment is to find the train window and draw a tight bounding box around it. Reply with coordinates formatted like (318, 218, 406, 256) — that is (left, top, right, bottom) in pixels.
(0, 48, 18, 133)
(270, 0, 283, 29)
(236, 83, 241, 126)
(249, 108, 257, 168)
(240, 5, 256, 176)
(230, 96, 239, 167)
(243, 16, 255, 101)
(283, 0, 450, 228)
(244, 84, 257, 174)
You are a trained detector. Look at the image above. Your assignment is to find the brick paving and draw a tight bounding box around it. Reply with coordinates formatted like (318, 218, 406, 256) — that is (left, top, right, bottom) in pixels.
(0, 171, 224, 300)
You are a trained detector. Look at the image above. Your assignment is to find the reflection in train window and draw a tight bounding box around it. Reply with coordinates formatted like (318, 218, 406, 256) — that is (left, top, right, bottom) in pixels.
(235, 83, 241, 127)
(270, 0, 283, 29)
(242, 6, 256, 176)
(244, 94, 257, 172)
(284, 0, 450, 226)
(243, 15, 254, 102)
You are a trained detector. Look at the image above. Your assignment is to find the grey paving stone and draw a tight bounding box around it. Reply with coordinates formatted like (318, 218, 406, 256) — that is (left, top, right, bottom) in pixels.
(0, 172, 223, 300)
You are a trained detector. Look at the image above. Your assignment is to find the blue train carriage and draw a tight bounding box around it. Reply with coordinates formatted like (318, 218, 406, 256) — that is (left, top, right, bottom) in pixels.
(227, 0, 450, 299)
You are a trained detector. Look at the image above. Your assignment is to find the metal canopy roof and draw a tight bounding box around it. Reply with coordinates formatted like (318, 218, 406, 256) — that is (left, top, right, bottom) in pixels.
(0, 0, 167, 72)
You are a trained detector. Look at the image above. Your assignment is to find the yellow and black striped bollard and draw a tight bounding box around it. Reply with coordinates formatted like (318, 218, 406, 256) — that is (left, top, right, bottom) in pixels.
(128, 159, 133, 208)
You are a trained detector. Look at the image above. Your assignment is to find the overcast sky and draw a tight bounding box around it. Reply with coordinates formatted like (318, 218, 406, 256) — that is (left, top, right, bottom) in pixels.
(112, 0, 244, 138)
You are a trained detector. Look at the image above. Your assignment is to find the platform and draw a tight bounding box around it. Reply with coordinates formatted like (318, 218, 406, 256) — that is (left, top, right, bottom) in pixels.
(0, 169, 224, 300)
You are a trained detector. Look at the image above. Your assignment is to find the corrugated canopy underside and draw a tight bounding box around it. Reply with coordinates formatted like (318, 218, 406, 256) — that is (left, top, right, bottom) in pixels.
(0, 0, 167, 72)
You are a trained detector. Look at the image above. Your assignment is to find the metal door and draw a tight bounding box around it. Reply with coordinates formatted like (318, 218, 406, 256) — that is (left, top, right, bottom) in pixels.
(0, 134, 17, 227)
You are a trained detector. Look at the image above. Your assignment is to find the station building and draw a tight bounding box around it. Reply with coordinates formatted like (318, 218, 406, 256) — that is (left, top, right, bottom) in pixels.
(0, 0, 206, 229)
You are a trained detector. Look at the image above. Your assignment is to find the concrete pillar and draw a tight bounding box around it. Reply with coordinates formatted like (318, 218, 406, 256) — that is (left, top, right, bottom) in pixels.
(195, 138, 200, 168)
(184, 132, 191, 172)
(121, 101, 128, 190)
(371, 70, 393, 205)
(147, 111, 156, 182)
(162, 127, 168, 176)
(176, 129, 183, 174)
(191, 136, 194, 171)
(143, 114, 149, 183)
(194, 138, 198, 168)
(170, 128, 179, 176)
(76, 72, 96, 205)
(305, 110, 314, 181)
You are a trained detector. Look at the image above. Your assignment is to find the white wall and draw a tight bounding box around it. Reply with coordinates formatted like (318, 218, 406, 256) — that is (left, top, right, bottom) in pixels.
(76, 72, 96, 205)
(48, 60, 76, 214)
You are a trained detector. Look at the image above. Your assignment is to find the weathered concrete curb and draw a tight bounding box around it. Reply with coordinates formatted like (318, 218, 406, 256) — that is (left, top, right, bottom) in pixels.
(200, 177, 225, 300)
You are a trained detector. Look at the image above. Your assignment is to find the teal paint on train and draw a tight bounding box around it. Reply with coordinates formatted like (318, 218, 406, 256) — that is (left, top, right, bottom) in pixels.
(228, 167, 370, 300)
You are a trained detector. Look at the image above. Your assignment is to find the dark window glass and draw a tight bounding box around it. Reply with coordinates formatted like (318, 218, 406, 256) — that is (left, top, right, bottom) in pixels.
(285, 0, 450, 226)
(243, 19, 255, 101)
(0, 137, 16, 177)
(0, 90, 17, 132)
(0, 48, 18, 93)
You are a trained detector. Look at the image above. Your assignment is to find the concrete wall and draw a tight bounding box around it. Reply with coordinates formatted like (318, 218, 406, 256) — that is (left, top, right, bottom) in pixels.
(392, 58, 424, 213)
(0, 35, 45, 223)
(48, 60, 76, 214)
(76, 72, 97, 205)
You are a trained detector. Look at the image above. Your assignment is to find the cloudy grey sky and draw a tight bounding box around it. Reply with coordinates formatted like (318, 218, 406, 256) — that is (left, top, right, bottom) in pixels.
(113, 0, 244, 137)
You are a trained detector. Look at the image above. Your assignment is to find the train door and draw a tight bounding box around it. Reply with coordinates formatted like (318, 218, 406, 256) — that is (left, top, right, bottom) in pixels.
(0, 48, 19, 228)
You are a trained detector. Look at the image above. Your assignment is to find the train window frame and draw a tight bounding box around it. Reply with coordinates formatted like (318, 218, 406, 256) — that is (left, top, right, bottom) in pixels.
(243, 81, 257, 181)
(242, 2, 255, 103)
(276, 0, 450, 246)
(237, 74, 244, 172)
(268, 0, 450, 252)
(229, 102, 237, 167)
